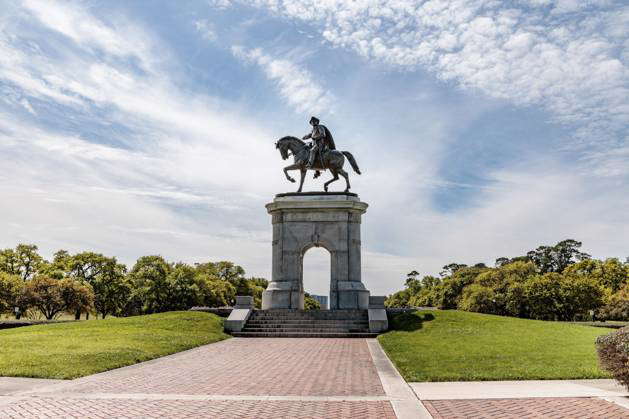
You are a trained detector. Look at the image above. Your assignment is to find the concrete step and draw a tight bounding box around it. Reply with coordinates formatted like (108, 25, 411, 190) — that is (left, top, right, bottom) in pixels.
(241, 327, 369, 333)
(250, 310, 367, 320)
(244, 323, 369, 329)
(247, 320, 369, 326)
(232, 331, 378, 338)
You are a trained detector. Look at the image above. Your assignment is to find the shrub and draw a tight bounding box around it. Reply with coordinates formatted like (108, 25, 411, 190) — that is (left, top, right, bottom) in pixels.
(597, 327, 629, 390)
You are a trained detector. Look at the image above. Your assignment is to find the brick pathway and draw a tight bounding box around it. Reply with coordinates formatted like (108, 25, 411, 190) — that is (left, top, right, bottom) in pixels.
(0, 398, 395, 418)
(424, 397, 629, 418)
(0, 338, 396, 418)
(2, 338, 628, 418)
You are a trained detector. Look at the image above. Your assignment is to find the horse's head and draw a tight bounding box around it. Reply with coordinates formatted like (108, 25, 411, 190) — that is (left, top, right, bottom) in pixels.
(276, 137, 292, 160)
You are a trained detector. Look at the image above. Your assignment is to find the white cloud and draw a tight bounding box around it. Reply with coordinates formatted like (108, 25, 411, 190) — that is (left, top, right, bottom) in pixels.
(194, 20, 217, 42)
(231, 46, 334, 114)
(235, 0, 628, 173)
(0, 0, 627, 297)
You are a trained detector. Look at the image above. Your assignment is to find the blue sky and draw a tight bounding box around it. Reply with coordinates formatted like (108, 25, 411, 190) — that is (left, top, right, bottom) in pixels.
(0, 0, 627, 296)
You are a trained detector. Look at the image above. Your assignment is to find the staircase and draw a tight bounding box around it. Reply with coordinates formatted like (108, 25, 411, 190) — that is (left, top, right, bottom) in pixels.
(231, 309, 378, 338)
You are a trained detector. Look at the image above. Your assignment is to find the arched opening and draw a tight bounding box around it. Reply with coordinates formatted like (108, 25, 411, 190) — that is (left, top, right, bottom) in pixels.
(301, 246, 331, 310)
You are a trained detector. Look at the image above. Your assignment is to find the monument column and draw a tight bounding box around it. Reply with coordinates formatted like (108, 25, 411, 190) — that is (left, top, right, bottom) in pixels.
(262, 192, 370, 310)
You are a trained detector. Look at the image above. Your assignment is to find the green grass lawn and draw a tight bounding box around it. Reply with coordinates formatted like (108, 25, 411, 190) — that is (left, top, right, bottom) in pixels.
(379, 310, 611, 382)
(0, 311, 229, 379)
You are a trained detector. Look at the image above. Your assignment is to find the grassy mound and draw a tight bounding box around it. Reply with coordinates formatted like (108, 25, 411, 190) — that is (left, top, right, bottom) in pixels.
(0, 311, 229, 379)
(379, 310, 609, 382)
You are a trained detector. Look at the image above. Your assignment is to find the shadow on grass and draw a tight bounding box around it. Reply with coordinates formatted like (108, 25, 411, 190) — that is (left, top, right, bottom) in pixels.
(389, 311, 435, 332)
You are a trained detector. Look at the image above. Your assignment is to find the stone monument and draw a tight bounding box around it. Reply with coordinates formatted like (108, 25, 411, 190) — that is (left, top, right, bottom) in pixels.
(262, 192, 371, 310)
(224, 117, 387, 336)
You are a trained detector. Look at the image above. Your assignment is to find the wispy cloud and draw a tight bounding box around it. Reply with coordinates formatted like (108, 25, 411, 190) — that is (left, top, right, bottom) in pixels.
(231, 46, 334, 114)
(234, 0, 628, 173)
(194, 19, 217, 42)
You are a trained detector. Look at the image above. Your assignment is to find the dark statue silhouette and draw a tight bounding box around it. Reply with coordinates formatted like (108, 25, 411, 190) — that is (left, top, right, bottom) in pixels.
(275, 117, 361, 193)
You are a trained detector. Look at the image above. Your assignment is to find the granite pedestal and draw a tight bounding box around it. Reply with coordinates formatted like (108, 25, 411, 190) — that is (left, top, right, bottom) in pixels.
(262, 192, 371, 310)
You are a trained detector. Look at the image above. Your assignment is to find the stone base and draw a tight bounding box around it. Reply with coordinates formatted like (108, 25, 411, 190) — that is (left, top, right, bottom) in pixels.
(261, 289, 304, 309)
(335, 289, 370, 310)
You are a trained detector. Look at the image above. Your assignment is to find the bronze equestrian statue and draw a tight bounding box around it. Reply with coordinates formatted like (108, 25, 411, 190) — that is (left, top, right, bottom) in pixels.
(275, 116, 361, 193)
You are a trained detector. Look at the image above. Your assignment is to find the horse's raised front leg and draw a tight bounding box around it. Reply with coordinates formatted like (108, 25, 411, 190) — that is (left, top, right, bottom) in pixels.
(338, 168, 350, 192)
(297, 169, 306, 193)
(283, 164, 300, 183)
(324, 170, 339, 192)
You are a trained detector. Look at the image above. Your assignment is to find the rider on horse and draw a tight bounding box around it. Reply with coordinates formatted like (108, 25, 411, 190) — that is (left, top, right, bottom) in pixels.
(302, 116, 336, 169)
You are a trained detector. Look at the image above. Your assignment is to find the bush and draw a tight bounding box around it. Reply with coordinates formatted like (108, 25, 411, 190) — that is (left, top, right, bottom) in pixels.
(597, 327, 629, 390)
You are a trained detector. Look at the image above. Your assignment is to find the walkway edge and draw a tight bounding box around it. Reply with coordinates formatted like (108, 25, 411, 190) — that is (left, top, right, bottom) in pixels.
(367, 339, 432, 419)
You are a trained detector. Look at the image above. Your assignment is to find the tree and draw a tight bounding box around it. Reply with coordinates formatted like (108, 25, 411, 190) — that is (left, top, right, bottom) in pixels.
(0, 273, 24, 317)
(526, 239, 590, 273)
(304, 293, 321, 310)
(195, 275, 236, 307)
(129, 256, 172, 313)
(440, 263, 468, 277)
(22, 277, 93, 320)
(564, 258, 628, 293)
(165, 263, 203, 311)
(40, 250, 73, 279)
(0, 244, 45, 281)
(67, 252, 122, 319)
(385, 289, 411, 308)
(91, 262, 129, 318)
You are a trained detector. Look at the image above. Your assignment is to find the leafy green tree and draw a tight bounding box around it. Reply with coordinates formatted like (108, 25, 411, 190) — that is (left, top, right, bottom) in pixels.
(0, 273, 24, 317)
(165, 263, 202, 310)
(526, 239, 590, 273)
(91, 263, 129, 318)
(22, 277, 93, 320)
(564, 258, 628, 293)
(385, 289, 411, 308)
(0, 244, 45, 281)
(304, 293, 321, 310)
(598, 286, 629, 321)
(440, 263, 468, 277)
(129, 256, 172, 313)
(67, 252, 123, 319)
(437, 266, 488, 309)
(195, 276, 236, 307)
(458, 284, 499, 314)
(194, 261, 266, 307)
(40, 250, 73, 279)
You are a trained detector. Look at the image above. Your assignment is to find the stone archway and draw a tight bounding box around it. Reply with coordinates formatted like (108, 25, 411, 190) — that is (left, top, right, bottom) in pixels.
(300, 245, 331, 309)
(262, 192, 371, 310)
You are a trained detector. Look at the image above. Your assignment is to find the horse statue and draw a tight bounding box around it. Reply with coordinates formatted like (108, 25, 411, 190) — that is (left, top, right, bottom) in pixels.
(275, 136, 361, 193)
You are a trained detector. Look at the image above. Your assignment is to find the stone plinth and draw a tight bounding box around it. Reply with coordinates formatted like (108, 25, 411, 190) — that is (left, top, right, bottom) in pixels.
(262, 192, 371, 310)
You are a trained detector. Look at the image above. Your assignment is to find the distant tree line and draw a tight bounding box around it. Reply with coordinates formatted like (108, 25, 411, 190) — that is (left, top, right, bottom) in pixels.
(0, 244, 268, 320)
(386, 239, 629, 321)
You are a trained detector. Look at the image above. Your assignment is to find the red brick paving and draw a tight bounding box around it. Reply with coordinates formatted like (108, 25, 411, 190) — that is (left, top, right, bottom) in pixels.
(0, 398, 396, 418)
(0, 338, 393, 418)
(38, 338, 384, 397)
(424, 397, 629, 418)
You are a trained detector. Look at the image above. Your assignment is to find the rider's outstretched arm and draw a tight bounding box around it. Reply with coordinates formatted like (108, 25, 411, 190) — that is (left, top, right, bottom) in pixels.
(302, 132, 312, 140)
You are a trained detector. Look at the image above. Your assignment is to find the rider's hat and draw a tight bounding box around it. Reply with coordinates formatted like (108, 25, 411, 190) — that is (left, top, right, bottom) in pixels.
(309, 116, 320, 125)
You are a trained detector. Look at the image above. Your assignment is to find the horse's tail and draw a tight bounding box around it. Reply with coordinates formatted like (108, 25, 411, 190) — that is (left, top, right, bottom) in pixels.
(342, 151, 361, 175)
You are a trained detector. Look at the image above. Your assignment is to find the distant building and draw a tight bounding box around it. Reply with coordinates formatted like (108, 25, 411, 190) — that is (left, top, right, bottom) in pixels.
(310, 294, 328, 310)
